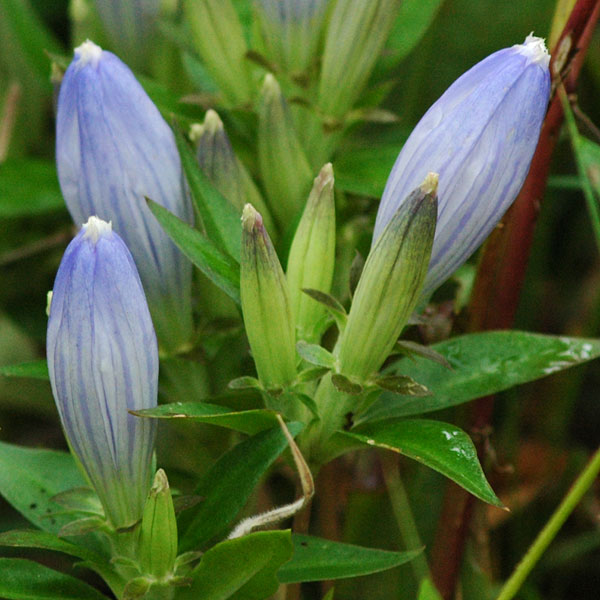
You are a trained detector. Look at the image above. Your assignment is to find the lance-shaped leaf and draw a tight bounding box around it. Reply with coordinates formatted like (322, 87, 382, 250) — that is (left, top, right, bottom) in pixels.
(278, 535, 423, 583)
(47, 217, 157, 529)
(179, 423, 303, 551)
(147, 198, 240, 304)
(0, 559, 110, 600)
(340, 419, 502, 506)
(361, 331, 600, 422)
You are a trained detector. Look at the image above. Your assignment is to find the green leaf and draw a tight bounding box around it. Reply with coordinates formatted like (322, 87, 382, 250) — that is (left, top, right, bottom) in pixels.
(174, 127, 242, 260)
(372, 374, 431, 396)
(132, 402, 280, 435)
(179, 531, 293, 600)
(0, 442, 85, 534)
(342, 420, 502, 506)
(138, 75, 206, 123)
(179, 423, 303, 551)
(278, 535, 423, 583)
(378, 0, 445, 72)
(0, 159, 65, 217)
(362, 332, 600, 422)
(295, 366, 330, 383)
(418, 578, 443, 600)
(561, 96, 600, 252)
(331, 373, 363, 395)
(334, 144, 402, 198)
(0, 0, 63, 85)
(0, 558, 110, 600)
(0, 359, 49, 380)
(228, 376, 262, 390)
(394, 340, 451, 369)
(296, 341, 336, 369)
(0, 529, 102, 562)
(146, 198, 241, 304)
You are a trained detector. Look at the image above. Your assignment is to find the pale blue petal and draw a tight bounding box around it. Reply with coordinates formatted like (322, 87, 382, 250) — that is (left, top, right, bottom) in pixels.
(373, 37, 551, 298)
(47, 219, 158, 528)
(56, 42, 193, 350)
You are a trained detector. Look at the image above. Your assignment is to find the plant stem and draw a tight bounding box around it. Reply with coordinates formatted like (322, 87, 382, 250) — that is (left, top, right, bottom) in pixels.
(380, 453, 431, 585)
(495, 445, 600, 600)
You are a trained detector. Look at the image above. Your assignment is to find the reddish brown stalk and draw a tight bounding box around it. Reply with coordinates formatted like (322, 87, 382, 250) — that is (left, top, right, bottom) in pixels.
(430, 2, 600, 598)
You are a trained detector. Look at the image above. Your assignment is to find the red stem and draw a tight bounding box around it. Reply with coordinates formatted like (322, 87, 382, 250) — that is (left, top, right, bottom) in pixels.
(430, 2, 600, 597)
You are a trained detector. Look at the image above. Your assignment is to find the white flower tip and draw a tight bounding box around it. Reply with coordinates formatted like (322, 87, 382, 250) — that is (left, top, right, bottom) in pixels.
(515, 34, 550, 69)
(189, 110, 225, 142)
(241, 203, 263, 232)
(421, 172, 439, 196)
(74, 40, 103, 68)
(46, 291, 53, 317)
(83, 216, 112, 244)
(262, 73, 281, 98)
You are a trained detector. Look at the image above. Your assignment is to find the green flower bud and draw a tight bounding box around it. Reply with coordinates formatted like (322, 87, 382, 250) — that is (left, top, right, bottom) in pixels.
(139, 469, 177, 580)
(241, 204, 297, 390)
(318, 0, 400, 119)
(190, 109, 275, 232)
(258, 74, 314, 226)
(286, 163, 336, 343)
(337, 174, 438, 381)
(254, 0, 329, 74)
(184, 0, 254, 106)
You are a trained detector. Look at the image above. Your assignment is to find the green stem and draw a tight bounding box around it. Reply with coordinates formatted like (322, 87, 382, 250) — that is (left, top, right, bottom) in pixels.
(560, 86, 600, 255)
(380, 453, 431, 585)
(496, 445, 600, 600)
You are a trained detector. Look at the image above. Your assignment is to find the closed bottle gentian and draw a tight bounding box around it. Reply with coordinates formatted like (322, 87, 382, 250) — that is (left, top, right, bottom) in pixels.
(56, 40, 193, 353)
(47, 217, 158, 529)
(374, 35, 551, 299)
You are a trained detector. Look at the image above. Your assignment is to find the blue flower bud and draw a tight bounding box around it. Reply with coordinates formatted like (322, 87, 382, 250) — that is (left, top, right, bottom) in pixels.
(373, 35, 551, 299)
(56, 40, 194, 353)
(47, 217, 158, 529)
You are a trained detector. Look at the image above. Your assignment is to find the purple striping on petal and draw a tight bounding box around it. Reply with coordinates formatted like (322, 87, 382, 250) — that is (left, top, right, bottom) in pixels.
(373, 35, 551, 300)
(47, 217, 157, 528)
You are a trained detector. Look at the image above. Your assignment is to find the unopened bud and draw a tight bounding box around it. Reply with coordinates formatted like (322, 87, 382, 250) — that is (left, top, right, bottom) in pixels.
(286, 164, 336, 343)
(258, 74, 313, 226)
(337, 176, 438, 381)
(241, 204, 297, 389)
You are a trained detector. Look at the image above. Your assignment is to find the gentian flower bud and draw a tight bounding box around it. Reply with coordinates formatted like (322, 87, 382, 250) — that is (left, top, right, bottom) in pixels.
(139, 469, 177, 579)
(56, 40, 193, 353)
(337, 175, 438, 381)
(374, 35, 551, 299)
(286, 163, 336, 343)
(241, 204, 297, 390)
(258, 74, 313, 226)
(184, 0, 254, 106)
(92, 0, 160, 71)
(47, 217, 158, 529)
(190, 109, 274, 231)
(318, 0, 400, 119)
(255, 0, 329, 74)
